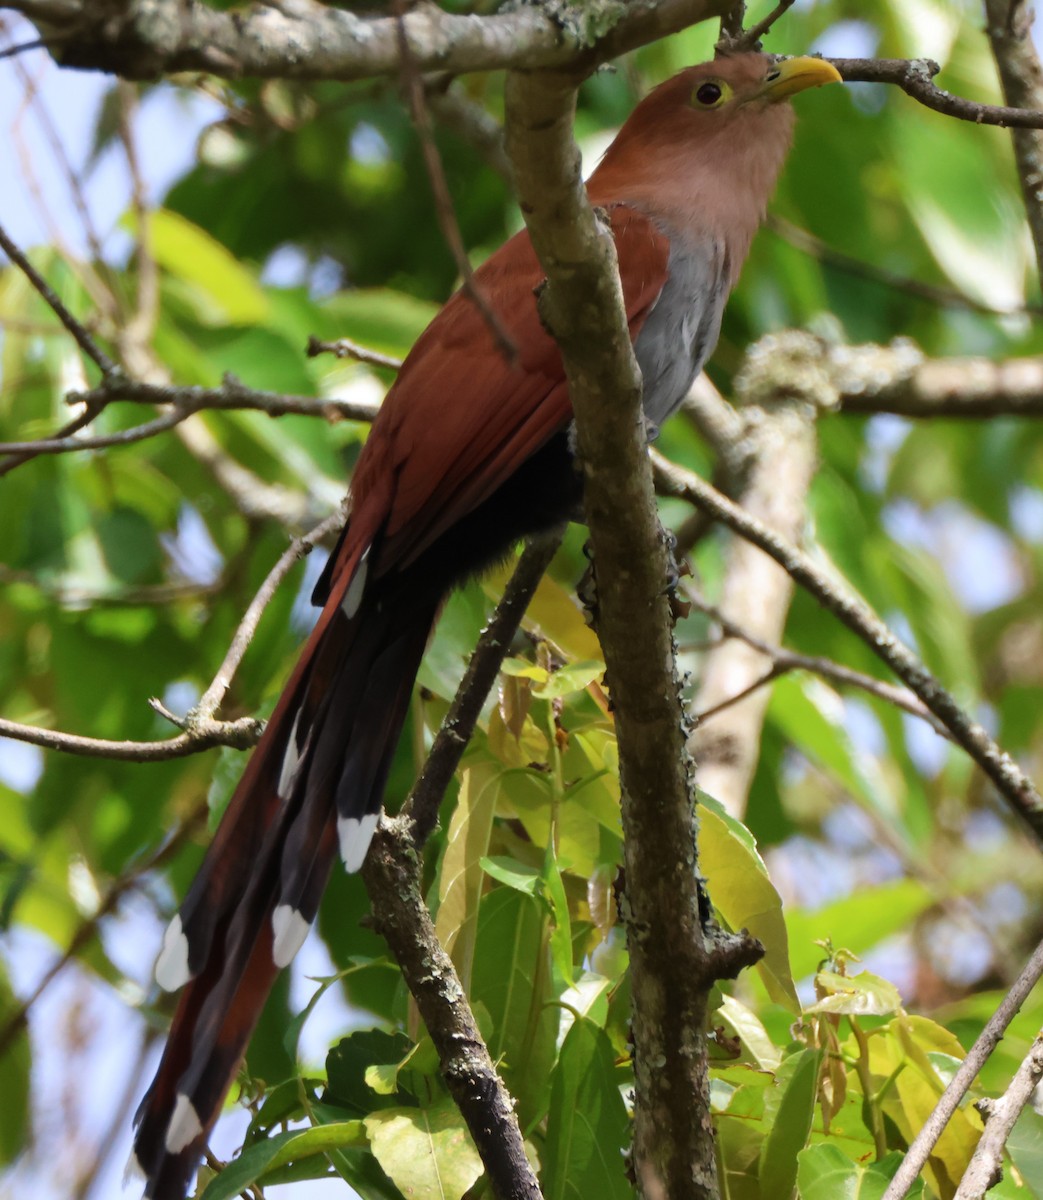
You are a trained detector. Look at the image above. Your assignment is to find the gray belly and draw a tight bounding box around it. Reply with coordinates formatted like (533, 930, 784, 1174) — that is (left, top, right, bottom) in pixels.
(634, 234, 729, 435)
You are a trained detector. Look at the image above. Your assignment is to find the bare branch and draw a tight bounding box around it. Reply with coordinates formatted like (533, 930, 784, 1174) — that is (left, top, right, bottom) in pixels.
(881, 935, 1043, 1200)
(192, 507, 345, 721)
(954, 1034, 1043, 1199)
(426, 78, 513, 181)
(306, 335, 403, 371)
(505, 64, 758, 1200)
(0, 217, 114, 373)
(4, 0, 728, 82)
(402, 529, 564, 846)
(652, 395, 1043, 846)
(688, 590, 952, 738)
(362, 817, 544, 1200)
(0, 713, 262, 760)
(394, 3, 516, 362)
(684, 366, 821, 819)
(0, 508, 343, 761)
(0, 405, 194, 455)
(0, 374, 383, 462)
(833, 55, 1043, 129)
(76, 373, 382, 422)
(707, 333, 1043, 420)
(984, 0, 1043, 281)
(737, 0, 795, 49)
(768, 214, 1043, 318)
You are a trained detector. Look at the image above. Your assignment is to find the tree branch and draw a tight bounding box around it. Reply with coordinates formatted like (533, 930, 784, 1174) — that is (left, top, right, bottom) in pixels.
(954, 1033, 1043, 1199)
(401, 530, 564, 846)
(751, 333, 1043, 420)
(833, 55, 1043, 129)
(5, 0, 728, 82)
(688, 591, 951, 738)
(0, 216, 114, 373)
(881, 934, 1043, 1200)
(362, 819, 543, 1200)
(357, 535, 563, 1200)
(504, 64, 759, 1200)
(984, 0, 1043, 282)
(651, 348, 1043, 848)
(0, 508, 343, 761)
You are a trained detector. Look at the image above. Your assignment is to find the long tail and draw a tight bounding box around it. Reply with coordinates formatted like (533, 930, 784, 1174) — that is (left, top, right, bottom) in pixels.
(131, 546, 438, 1199)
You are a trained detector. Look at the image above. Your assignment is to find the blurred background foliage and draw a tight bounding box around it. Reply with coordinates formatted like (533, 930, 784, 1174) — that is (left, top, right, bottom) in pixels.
(3, 0, 1043, 1196)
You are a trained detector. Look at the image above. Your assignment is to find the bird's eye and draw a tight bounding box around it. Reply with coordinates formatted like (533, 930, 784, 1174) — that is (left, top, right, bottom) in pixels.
(692, 80, 729, 108)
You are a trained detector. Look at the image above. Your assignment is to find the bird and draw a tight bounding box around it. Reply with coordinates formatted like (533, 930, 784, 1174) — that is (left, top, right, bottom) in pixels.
(131, 51, 841, 1199)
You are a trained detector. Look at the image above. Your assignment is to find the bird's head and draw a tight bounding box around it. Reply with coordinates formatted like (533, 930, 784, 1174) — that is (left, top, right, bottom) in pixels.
(589, 53, 842, 275)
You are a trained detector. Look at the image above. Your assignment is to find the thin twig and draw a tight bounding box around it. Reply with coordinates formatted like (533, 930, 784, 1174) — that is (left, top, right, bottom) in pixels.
(306, 335, 403, 371)
(0, 405, 192, 454)
(768, 215, 1043, 318)
(117, 79, 161, 358)
(833, 56, 1043, 130)
(70, 375, 382, 422)
(738, 0, 795, 49)
(716, 1, 746, 44)
(653, 451, 1043, 846)
(954, 1033, 1043, 1199)
(0, 377, 383, 461)
(880, 936, 1043, 1200)
(0, 218, 115, 374)
(393, 2, 516, 363)
(0, 509, 344, 761)
(688, 590, 952, 738)
(0, 713, 262, 760)
(402, 529, 563, 846)
(13, 50, 111, 281)
(192, 506, 345, 721)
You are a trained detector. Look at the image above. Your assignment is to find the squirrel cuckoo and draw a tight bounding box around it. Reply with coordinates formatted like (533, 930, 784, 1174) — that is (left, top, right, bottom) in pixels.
(132, 52, 840, 1198)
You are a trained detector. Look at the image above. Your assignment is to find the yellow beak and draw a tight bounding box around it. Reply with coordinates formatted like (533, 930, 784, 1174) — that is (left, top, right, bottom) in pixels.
(760, 56, 843, 102)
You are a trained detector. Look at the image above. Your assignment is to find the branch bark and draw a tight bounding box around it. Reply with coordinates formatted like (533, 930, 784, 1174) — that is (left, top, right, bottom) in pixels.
(954, 1033, 1043, 1199)
(654, 362, 1043, 847)
(984, 0, 1043, 281)
(6, 0, 727, 81)
(881, 934, 1043, 1200)
(362, 820, 543, 1200)
(504, 65, 759, 1200)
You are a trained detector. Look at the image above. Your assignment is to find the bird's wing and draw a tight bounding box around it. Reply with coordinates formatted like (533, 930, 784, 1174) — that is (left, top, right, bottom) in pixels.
(351, 203, 671, 574)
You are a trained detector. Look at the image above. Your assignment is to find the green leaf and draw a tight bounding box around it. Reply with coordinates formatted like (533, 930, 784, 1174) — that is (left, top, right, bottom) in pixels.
(199, 1122, 367, 1200)
(796, 1144, 921, 1200)
(145, 208, 269, 325)
(481, 856, 541, 895)
(543, 841, 575, 989)
(364, 1097, 484, 1200)
(716, 993, 782, 1071)
(698, 794, 798, 1011)
(435, 761, 500, 992)
(326, 1029, 415, 1115)
(807, 970, 903, 1017)
(758, 1048, 821, 1200)
(470, 886, 557, 1124)
(541, 1018, 630, 1200)
(1007, 1105, 1043, 1199)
